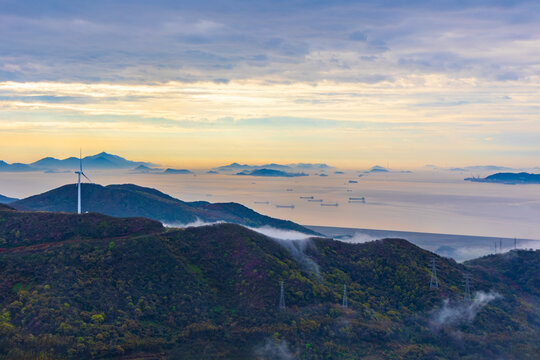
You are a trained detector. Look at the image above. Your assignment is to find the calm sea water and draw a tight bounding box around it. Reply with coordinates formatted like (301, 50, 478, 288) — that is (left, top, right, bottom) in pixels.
(2, 169, 540, 240)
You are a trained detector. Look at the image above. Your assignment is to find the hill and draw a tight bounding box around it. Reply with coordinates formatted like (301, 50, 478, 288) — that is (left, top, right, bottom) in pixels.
(365, 165, 389, 173)
(0, 207, 538, 359)
(0, 161, 35, 172)
(465, 250, 540, 297)
(162, 168, 192, 174)
(16, 152, 156, 171)
(214, 163, 331, 172)
(465, 172, 540, 184)
(0, 206, 162, 249)
(11, 183, 317, 235)
(0, 194, 18, 204)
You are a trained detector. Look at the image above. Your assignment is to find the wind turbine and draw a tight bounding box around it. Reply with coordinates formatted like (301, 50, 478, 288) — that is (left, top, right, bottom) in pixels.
(75, 150, 91, 214)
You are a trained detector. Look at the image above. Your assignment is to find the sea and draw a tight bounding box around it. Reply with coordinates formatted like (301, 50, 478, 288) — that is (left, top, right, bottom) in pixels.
(2, 168, 540, 261)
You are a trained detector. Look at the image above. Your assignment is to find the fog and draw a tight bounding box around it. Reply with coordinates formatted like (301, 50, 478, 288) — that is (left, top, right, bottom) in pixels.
(254, 338, 296, 360)
(431, 291, 501, 328)
(163, 218, 225, 228)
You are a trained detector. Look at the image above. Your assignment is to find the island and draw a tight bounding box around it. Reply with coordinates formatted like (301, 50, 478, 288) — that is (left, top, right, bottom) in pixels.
(465, 172, 540, 184)
(235, 168, 308, 177)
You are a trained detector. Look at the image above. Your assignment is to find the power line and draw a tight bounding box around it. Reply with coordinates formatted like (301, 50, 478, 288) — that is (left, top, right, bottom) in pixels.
(463, 273, 472, 302)
(429, 258, 439, 290)
(279, 281, 286, 311)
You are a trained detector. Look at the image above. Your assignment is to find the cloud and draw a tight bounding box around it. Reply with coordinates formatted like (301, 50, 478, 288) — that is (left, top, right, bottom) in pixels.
(247, 226, 315, 241)
(431, 291, 501, 328)
(248, 226, 321, 275)
(162, 218, 225, 228)
(1, 1, 539, 84)
(335, 232, 378, 244)
(2, 1, 540, 165)
(349, 31, 367, 42)
(254, 338, 297, 360)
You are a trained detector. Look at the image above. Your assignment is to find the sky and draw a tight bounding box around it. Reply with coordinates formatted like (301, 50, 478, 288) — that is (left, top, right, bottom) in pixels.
(1, 0, 539, 168)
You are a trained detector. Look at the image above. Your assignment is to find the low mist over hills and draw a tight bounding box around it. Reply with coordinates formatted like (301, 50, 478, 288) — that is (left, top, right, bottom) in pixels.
(0, 206, 538, 359)
(11, 183, 317, 235)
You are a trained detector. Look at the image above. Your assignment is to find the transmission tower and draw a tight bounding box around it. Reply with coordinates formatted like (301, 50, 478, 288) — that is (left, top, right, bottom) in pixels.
(494, 241, 497, 254)
(500, 239, 503, 253)
(463, 273, 472, 302)
(342, 284, 348, 308)
(279, 281, 286, 311)
(429, 258, 439, 290)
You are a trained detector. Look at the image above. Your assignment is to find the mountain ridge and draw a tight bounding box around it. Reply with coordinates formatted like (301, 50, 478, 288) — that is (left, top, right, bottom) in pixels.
(0, 194, 18, 204)
(0, 152, 156, 172)
(11, 183, 318, 235)
(0, 206, 538, 359)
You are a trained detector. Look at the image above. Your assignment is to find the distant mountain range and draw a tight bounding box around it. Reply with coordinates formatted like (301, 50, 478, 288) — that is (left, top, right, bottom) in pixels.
(364, 165, 389, 173)
(11, 183, 318, 234)
(235, 168, 308, 177)
(465, 172, 540, 184)
(451, 165, 514, 172)
(0, 160, 34, 172)
(0, 194, 18, 204)
(0, 205, 538, 359)
(131, 165, 193, 175)
(0, 152, 155, 172)
(163, 168, 193, 174)
(215, 162, 332, 172)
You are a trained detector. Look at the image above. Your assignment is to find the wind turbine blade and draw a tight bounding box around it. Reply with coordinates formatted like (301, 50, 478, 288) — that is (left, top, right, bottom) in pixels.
(81, 172, 91, 183)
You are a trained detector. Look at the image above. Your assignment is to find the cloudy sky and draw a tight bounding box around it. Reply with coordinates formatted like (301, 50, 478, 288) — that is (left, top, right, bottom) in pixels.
(1, 0, 539, 168)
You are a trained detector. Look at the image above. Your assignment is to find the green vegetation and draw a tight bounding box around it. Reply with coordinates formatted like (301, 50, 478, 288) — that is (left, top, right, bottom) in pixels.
(11, 183, 318, 234)
(0, 206, 538, 359)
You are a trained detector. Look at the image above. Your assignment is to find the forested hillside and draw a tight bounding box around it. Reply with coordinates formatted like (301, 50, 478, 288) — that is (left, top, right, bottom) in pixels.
(11, 183, 317, 234)
(0, 206, 538, 359)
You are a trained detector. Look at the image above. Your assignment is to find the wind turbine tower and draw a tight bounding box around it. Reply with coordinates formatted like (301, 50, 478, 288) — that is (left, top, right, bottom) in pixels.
(74, 150, 91, 214)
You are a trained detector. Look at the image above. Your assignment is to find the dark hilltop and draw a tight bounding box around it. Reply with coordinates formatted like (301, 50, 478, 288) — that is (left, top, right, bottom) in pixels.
(10, 183, 317, 235)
